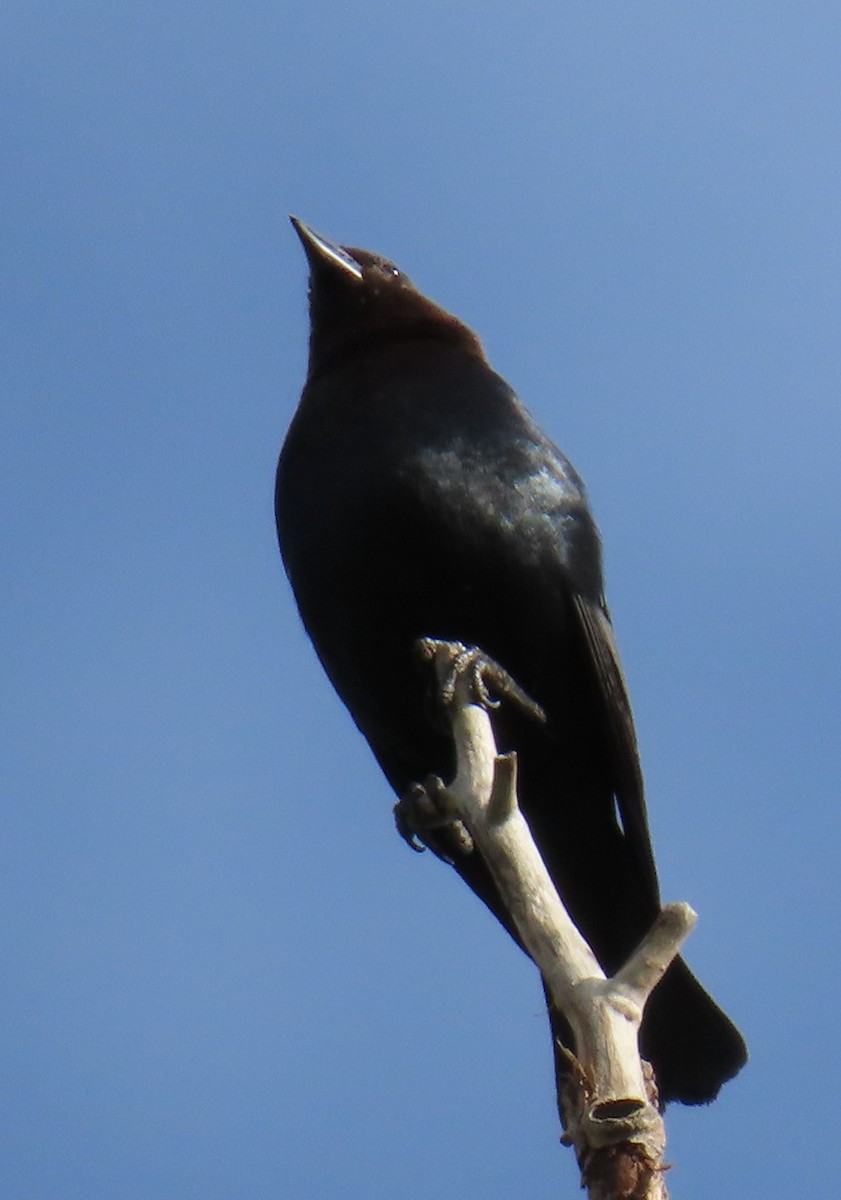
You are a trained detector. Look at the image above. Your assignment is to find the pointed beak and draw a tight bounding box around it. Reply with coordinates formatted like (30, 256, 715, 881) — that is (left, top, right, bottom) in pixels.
(290, 217, 363, 281)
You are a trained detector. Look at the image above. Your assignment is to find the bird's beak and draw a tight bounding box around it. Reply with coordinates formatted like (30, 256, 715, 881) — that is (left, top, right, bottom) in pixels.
(290, 216, 363, 282)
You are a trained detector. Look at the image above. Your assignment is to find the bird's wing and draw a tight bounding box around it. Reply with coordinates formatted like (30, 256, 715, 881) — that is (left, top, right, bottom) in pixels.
(571, 593, 660, 902)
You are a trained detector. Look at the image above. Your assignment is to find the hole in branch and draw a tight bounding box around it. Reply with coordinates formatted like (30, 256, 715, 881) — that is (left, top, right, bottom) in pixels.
(591, 1098, 645, 1122)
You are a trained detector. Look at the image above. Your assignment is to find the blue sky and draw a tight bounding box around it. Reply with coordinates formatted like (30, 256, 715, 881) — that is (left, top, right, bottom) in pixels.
(3, 3, 840, 1196)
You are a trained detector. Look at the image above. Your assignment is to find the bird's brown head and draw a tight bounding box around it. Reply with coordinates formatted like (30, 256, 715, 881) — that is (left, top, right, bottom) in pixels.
(290, 217, 484, 379)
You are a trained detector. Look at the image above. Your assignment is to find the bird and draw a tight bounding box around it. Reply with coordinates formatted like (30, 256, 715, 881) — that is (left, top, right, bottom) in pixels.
(275, 217, 746, 1108)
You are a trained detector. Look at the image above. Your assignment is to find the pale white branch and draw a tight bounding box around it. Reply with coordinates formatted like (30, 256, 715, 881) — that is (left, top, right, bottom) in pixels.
(424, 640, 696, 1200)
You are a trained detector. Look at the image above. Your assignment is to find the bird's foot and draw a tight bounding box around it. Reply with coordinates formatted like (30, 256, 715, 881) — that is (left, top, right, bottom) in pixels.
(394, 775, 474, 858)
(415, 638, 546, 725)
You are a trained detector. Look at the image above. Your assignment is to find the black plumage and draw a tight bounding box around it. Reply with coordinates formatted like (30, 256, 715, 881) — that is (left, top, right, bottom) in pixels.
(276, 218, 746, 1106)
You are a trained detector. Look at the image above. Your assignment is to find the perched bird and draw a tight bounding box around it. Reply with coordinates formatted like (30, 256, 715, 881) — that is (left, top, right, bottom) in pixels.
(276, 218, 746, 1106)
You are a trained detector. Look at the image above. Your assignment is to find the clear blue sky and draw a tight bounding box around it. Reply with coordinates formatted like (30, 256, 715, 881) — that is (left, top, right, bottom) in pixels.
(3, 4, 839, 1197)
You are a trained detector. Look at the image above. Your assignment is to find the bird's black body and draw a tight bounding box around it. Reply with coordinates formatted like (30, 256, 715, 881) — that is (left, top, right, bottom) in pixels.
(276, 219, 746, 1106)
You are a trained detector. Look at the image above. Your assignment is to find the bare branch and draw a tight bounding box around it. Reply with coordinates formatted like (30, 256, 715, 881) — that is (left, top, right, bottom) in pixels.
(423, 639, 697, 1199)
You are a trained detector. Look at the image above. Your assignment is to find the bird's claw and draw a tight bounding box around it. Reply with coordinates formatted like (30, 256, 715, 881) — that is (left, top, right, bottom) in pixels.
(416, 638, 546, 724)
(394, 775, 475, 858)
(394, 782, 433, 852)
